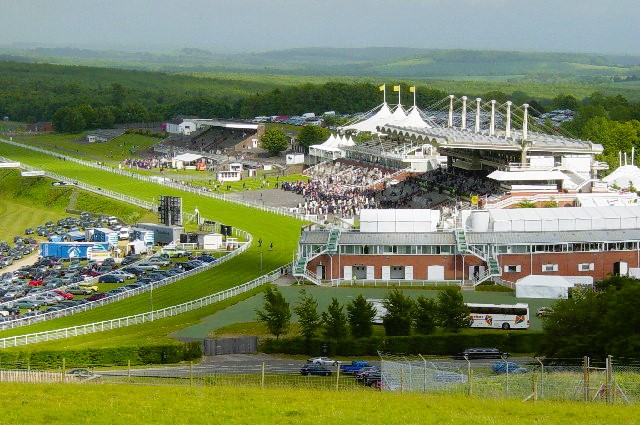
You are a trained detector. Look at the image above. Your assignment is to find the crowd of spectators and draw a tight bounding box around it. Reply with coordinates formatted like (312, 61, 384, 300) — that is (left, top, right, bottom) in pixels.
(122, 158, 163, 169)
(280, 179, 377, 218)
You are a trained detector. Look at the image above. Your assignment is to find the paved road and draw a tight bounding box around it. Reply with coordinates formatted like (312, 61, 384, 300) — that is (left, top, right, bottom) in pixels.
(96, 353, 537, 378)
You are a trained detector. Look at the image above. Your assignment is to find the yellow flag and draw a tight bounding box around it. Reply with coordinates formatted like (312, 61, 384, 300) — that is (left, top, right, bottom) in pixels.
(379, 84, 385, 91)
(409, 86, 415, 93)
(393, 85, 400, 92)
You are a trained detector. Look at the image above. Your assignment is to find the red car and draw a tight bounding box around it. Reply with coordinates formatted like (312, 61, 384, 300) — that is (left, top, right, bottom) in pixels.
(53, 290, 74, 300)
(86, 292, 108, 302)
(28, 279, 44, 286)
(81, 270, 101, 277)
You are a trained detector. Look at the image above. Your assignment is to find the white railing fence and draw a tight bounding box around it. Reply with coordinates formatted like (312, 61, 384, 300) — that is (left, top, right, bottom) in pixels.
(0, 138, 319, 223)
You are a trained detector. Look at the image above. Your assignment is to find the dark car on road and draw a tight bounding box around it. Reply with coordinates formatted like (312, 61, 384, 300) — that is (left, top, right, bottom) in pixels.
(300, 364, 332, 376)
(454, 348, 510, 360)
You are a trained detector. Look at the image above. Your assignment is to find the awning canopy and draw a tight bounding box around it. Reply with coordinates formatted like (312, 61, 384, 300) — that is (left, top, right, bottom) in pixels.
(488, 170, 568, 182)
(172, 153, 203, 162)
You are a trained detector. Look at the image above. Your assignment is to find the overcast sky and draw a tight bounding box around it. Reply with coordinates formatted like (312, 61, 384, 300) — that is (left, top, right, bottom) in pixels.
(1, 0, 639, 55)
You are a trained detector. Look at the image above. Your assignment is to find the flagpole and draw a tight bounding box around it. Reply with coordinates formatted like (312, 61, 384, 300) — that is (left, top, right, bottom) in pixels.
(383, 85, 386, 104)
(398, 86, 401, 106)
(413, 87, 416, 107)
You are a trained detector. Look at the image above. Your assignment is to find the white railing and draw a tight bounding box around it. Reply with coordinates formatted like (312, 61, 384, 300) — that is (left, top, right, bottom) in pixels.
(331, 279, 461, 287)
(0, 138, 319, 223)
(484, 193, 577, 209)
(0, 266, 283, 348)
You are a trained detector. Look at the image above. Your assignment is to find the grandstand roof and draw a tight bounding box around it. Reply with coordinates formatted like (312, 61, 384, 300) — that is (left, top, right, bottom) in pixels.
(395, 106, 432, 129)
(379, 125, 603, 154)
(300, 228, 640, 247)
(487, 170, 568, 181)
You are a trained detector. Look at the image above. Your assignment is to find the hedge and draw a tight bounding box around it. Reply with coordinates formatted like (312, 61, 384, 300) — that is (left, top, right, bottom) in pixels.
(0, 341, 202, 368)
(260, 332, 543, 357)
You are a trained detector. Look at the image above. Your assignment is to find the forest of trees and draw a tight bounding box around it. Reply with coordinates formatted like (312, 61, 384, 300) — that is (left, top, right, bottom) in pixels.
(2, 60, 640, 170)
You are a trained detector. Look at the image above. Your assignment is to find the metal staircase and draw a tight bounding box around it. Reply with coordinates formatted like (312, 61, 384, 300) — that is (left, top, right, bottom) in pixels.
(455, 228, 503, 287)
(292, 227, 341, 285)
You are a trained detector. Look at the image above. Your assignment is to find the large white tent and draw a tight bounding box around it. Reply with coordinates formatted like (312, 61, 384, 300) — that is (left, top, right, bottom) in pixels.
(395, 106, 432, 129)
(602, 164, 640, 190)
(515, 275, 575, 299)
(340, 103, 393, 134)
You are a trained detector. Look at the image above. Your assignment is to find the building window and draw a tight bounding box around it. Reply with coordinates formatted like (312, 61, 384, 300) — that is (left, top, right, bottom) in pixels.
(504, 265, 521, 273)
(542, 264, 559, 272)
(578, 263, 595, 271)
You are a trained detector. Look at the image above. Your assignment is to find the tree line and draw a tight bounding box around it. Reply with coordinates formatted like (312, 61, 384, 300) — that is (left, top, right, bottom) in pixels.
(255, 287, 471, 349)
(3, 60, 640, 171)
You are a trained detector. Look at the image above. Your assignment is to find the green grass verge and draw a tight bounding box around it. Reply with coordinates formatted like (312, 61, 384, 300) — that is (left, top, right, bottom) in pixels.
(0, 141, 304, 346)
(0, 383, 636, 425)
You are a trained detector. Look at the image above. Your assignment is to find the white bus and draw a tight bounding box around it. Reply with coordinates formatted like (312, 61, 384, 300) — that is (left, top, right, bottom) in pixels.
(466, 303, 529, 330)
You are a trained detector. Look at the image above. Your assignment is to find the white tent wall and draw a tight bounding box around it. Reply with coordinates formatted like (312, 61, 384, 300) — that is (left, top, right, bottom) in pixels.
(515, 275, 574, 299)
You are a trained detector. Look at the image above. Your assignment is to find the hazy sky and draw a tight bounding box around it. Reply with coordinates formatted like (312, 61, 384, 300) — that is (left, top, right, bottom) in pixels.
(1, 0, 639, 55)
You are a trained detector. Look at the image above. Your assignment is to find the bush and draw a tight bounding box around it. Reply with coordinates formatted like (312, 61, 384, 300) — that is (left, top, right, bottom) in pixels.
(0, 342, 202, 368)
(259, 332, 543, 357)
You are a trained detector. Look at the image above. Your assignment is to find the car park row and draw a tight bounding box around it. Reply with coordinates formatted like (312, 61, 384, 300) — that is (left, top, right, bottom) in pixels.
(0, 214, 228, 330)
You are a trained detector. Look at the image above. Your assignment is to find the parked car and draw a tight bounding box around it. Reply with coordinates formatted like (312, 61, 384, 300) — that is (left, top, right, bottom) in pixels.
(146, 257, 171, 267)
(67, 286, 97, 295)
(52, 290, 74, 300)
(86, 292, 108, 302)
(307, 357, 341, 366)
(536, 307, 554, 317)
(492, 361, 528, 374)
(340, 361, 372, 375)
(300, 364, 332, 376)
(136, 262, 160, 271)
(98, 274, 125, 284)
(454, 348, 510, 360)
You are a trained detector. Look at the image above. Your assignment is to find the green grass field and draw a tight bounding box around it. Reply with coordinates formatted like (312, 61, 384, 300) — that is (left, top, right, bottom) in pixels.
(0, 141, 304, 347)
(1, 383, 637, 425)
(176, 286, 551, 339)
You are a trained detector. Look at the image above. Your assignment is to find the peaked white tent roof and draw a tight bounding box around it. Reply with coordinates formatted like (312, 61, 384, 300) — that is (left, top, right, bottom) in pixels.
(341, 103, 393, 133)
(602, 165, 640, 190)
(395, 106, 432, 129)
(386, 104, 407, 126)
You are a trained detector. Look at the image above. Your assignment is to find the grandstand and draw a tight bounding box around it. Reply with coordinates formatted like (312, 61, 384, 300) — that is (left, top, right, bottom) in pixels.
(161, 120, 264, 155)
(85, 129, 126, 143)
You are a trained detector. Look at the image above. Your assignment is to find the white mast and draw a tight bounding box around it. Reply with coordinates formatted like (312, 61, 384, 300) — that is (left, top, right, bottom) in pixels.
(461, 96, 467, 130)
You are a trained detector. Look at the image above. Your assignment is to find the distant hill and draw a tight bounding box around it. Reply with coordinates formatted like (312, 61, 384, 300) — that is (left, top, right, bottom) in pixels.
(2, 46, 639, 82)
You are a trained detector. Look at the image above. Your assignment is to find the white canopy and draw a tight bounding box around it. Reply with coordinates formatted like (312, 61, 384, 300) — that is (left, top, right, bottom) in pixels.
(172, 153, 203, 162)
(488, 170, 568, 182)
(515, 275, 574, 299)
(602, 164, 640, 190)
(386, 104, 407, 126)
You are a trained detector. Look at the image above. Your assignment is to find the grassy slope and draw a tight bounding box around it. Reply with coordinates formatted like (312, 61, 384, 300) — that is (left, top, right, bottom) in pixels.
(0, 142, 304, 346)
(2, 383, 637, 425)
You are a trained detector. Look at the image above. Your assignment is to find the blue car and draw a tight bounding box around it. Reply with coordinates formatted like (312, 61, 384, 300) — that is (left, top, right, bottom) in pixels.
(492, 361, 528, 374)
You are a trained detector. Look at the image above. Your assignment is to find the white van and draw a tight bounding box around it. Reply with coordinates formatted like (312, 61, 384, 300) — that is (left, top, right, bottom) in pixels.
(118, 227, 130, 240)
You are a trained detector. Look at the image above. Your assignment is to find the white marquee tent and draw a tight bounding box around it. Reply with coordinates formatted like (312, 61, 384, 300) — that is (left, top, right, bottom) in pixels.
(515, 275, 575, 299)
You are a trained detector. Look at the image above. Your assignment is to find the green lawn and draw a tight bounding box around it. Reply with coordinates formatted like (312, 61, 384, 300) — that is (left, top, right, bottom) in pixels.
(0, 140, 305, 346)
(0, 383, 636, 425)
(176, 286, 552, 339)
(13, 133, 162, 163)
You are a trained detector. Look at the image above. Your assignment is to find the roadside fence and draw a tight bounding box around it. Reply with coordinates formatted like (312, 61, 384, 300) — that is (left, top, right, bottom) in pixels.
(379, 353, 640, 404)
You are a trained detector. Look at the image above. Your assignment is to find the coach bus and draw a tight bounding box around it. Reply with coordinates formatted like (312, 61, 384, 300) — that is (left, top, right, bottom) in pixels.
(466, 303, 529, 330)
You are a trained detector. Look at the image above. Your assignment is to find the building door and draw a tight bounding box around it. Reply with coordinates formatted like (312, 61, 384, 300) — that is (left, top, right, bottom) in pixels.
(343, 266, 352, 281)
(614, 261, 628, 276)
(316, 265, 326, 280)
(381, 266, 391, 280)
(390, 266, 405, 279)
(427, 265, 445, 281)
(366, 266, 375, 280)
(469, 265, 485, 281)
(405, 266, 414, 280)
